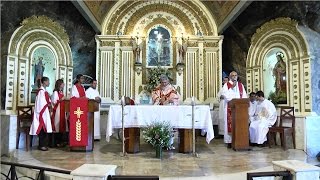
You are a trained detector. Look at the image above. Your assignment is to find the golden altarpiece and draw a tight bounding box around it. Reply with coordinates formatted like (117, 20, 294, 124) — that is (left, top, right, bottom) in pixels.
(95, 1, 223, 103)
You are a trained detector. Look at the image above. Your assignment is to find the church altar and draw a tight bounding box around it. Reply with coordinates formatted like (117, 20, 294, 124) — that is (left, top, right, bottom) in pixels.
(106, 105, 214, 144)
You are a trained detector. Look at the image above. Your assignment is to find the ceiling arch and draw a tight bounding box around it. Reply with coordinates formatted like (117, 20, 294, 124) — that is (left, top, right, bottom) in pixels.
(101, 0, 217, 36)
(75, 0, 249, 34)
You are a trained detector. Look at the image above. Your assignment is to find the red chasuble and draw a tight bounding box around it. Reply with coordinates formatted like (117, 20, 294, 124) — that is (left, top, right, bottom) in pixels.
(226, 82, 244, 133)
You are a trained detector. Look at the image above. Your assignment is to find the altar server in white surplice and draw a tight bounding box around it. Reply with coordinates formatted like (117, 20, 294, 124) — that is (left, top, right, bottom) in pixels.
(86, 79, 101, 140)
(248, 92, 257, 123)
(51, 79, 67, 147)
(249, 91, 277, 145)
(217, 76, 229, 136)
(30, 77, 52, 151)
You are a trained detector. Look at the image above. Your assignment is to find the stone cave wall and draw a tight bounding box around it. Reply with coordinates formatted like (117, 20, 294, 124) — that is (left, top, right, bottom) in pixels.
(222, 1, 320, 87)
(0, 1, 97, 109)
(298, 26, 320, 115)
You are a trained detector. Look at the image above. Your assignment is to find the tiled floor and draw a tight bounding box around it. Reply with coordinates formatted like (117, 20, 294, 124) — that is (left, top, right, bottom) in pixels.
(1, 136, 318, 179)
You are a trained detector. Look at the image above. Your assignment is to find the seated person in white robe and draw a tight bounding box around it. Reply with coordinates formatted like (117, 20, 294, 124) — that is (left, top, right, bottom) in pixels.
(249, 91, 277, 145)
(85, 79, 101, 140)
(248, 92, 257, 123)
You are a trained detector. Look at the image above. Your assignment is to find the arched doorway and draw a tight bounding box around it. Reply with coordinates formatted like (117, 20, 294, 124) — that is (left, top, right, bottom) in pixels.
(5, 15, 73, 113)
(246, 17, 310, 113)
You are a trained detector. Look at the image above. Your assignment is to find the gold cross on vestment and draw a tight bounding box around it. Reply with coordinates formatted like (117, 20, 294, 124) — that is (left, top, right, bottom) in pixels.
(74, 107, 84, 118)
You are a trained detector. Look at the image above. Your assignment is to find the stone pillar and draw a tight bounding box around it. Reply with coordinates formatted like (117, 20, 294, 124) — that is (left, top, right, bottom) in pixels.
(272, 160, 320, 180)
(71, 164, 117, 180)
(305, 115, 320, 157)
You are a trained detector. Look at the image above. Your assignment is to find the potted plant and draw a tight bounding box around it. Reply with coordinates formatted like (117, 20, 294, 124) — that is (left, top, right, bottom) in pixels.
(268, 91, 287, 105)
(142, 121, 172, 159)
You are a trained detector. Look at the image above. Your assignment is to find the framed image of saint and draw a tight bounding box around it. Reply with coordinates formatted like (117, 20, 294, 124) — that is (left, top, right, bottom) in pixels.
(146, 26, 173, 67)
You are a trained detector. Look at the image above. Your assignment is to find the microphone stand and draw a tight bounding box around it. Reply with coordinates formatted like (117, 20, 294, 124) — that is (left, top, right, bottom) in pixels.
(121, 96, 127, 157)
(192, 97, 199, 157)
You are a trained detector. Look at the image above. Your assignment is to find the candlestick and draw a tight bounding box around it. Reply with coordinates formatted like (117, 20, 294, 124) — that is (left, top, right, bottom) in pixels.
(191, 96, 195, 106)
(121, 96, 125, 106)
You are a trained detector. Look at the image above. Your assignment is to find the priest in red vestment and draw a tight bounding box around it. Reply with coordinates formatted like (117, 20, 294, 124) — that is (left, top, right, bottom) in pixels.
(221, 71, 247, 147)
(151, 74, 179, 150)
(151, 74, 179, 105)
(71, 74, 86, 98)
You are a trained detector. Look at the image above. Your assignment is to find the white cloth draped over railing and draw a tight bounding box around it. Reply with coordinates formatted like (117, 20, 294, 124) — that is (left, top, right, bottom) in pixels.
(106, 105, 214, 144)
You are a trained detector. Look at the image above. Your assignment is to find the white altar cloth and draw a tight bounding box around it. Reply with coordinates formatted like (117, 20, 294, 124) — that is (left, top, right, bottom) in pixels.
(106, 105, 214, 144)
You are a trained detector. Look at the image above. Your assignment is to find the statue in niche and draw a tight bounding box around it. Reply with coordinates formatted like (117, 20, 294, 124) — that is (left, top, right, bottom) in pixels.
(132, 38, 142, 64)
(273, 52, 286, 93)
(178, 40, 187, 64)
(34, 57, 45, 88)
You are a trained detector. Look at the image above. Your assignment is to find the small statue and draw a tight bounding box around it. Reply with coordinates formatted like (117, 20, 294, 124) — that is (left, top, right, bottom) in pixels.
(273, 52, 286, 92)
(34, 57, 45, 88)
(132, 38, 142, 64)
(178, 41, 187, 63)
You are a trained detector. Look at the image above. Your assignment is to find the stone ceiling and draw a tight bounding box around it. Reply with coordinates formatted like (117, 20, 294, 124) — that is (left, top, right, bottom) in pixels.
(74, 0, 250, 33)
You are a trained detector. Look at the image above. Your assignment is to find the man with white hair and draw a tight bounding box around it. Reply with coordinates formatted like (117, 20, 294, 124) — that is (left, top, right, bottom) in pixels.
(152, 74, 179, 105)
(221, 71, 247, 147)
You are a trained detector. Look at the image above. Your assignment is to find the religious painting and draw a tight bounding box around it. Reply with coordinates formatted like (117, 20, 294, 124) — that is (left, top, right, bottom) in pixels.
(146, 26, 173, 67)
(30, 46, 56, 103)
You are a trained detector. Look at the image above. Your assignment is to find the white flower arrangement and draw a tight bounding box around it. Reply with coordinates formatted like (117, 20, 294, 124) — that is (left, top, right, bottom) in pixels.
(142, 121, 172, 148)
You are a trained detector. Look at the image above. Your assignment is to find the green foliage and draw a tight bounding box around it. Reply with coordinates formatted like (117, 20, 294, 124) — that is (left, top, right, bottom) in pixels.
(145, 66, 172, 93)
(142, 121, 172, 148)
(268, 91, 287, 105)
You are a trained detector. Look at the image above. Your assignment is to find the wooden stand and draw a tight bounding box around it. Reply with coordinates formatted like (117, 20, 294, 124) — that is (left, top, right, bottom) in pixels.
(179, 129, 192, 153)
(64, 99, 99, 152)
(229, 98, 250, 151)
(124, 128, 140, 153)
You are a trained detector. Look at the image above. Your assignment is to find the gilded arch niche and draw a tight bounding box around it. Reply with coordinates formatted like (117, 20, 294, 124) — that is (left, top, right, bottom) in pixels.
(5, 15, 73, 113)
(246, 17, 310, 114)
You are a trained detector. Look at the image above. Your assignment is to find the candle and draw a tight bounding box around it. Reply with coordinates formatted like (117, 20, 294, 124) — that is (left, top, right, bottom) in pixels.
(121, 96, 125, 106)
(191, 96, 195, 105)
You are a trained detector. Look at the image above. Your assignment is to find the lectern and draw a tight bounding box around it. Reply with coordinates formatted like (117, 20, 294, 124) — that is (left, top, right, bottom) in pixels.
(65, 99, 99, 151)
(229, 98, 250, 151)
